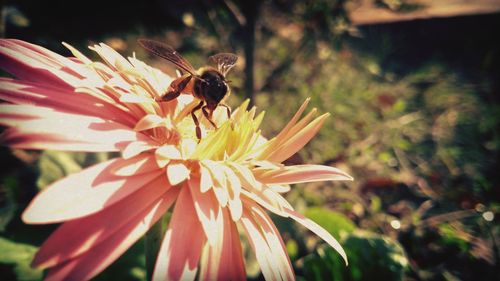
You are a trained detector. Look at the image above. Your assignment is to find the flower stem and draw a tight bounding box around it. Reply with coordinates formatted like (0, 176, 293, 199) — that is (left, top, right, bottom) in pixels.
(145, 218, 164, 280)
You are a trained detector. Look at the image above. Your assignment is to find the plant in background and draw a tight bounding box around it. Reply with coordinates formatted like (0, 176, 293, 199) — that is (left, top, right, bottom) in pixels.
(0, 39, 352, 280)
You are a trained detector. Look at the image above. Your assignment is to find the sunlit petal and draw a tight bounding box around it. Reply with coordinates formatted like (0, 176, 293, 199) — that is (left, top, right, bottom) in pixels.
(22, 157, 162, 223)
(254, 164, 353, 184)
(153, 186, 205, 281)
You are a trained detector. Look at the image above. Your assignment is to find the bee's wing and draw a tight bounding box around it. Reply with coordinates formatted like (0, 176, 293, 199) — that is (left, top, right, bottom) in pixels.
(209, 53, 238, 76)
(138, 39, 196, 75)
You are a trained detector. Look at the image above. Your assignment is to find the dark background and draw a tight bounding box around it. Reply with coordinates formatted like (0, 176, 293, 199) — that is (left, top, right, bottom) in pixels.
(1, 0, 499, 280)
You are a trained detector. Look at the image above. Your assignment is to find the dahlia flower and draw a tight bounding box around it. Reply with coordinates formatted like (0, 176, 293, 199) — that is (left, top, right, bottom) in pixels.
(0, 39, 353, 281)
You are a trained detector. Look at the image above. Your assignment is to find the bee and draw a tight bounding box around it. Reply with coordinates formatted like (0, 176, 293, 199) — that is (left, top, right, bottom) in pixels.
(138, 39, 238, 140)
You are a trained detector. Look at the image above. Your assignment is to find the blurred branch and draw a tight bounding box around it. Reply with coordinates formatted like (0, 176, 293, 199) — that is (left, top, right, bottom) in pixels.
(417, 209, 478, 228)
(240, 1, 262, 105)
(0, 0, 5, 37)
(223, 0, 246, 26)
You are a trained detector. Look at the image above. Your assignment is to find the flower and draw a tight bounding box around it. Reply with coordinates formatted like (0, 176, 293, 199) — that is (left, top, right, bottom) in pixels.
(0, 39, 353, 281)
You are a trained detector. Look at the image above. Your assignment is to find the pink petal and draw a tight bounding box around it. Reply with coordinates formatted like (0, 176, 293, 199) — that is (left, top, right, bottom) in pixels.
(109, 153, 159, 176)
(215, 208, 246, 280)
(44, 188, 179, 281)
(240, 205, 290, 281)
(267, 113, 329, 163)
(134, 114, 165, 131)
(0, 104, 151, 152)
(251, 203, 294, 281)
(121, 140, 157, 159)
(275, 98, 311, 140)
(0, 39, 100, 89)
(240, 187, 294, 218)
(33, 175, 173, 268)
(284, 208, 348, 265)
(166, 162, 190, 186)
(0, 78, 136, 127)
(153, 186, 206, 281)
(188, 174, 223, 247)
(254, 164, 353, 184)
(200, 208, 246, 281)
(22, 156, 163, 224)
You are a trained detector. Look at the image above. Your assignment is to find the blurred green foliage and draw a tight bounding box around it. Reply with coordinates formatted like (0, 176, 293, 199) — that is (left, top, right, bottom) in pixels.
(0, 237, 43, 280)
(302, 231, 408, 281)
(1, 0, 499, 280)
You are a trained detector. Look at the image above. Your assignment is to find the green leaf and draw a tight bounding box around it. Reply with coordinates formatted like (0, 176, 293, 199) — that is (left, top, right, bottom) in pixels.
(305, 207, 356, 239)
(0, 237, 43, 280)
(300, 231, 408, 281)
(0, 177, 18, 232)
(286, 239, 299, 260)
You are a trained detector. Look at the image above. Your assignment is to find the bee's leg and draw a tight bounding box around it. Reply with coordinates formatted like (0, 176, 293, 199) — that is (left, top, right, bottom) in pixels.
(202, 106, 218, 129)
(219, 103, 232, 119)
(219, 103, 234, 130)
(191, 101, 205, 140)
(156, 75, 192, 102)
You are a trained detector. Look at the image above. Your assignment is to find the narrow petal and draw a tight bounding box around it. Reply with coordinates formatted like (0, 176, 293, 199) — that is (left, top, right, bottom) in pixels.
(189, 174, 223, 247)
(228, 162, 261, 191)
(250, 203, 294, 281)
(22, 157, 162, 223)
(0, 104, 150, 152)
(44, 189, 179, 281)
(222, 165, 243, 221)
(254, 164, 353, 184)
(256, 98, 310, 158)
(284, 208, 348, 265)
(200, 208, 245, 281)
(153, 186, 206, 281)
(223, 213, 246, 280)
(33, 175, 173, 268)
(241, 187, 294, 218)
(0, 78, 136, 127)
(267, 113, 329, 163)
(0, 39, 102, 89)
(240, 207, 282, 281)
